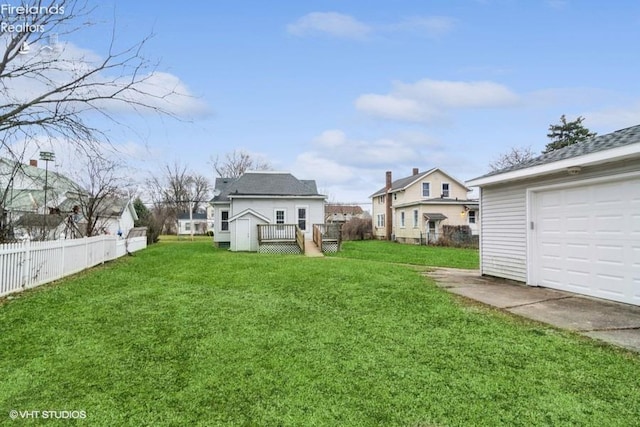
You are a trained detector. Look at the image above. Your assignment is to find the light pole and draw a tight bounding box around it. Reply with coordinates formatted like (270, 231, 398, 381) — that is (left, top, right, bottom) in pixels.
(40, 151, 55, 239)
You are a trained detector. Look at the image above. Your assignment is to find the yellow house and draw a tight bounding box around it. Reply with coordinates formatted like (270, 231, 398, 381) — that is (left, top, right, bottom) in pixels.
(370, 168, 479, 244)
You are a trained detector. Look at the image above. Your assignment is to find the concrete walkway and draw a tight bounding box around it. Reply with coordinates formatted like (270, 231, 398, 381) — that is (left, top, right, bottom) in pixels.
(425, 268, 640, 353)
(304, 239, 324, 257)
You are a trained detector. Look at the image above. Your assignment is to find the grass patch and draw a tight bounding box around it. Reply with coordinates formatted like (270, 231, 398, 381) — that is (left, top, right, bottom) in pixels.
(1, 243, 638, 426)
(157, 234, 213, 243)
(332, 240, 479, 269)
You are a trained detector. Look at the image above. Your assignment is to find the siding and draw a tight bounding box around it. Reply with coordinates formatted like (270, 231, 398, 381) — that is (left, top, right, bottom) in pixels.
(480, 184, 528, 281)
(479, 159, 640, 283)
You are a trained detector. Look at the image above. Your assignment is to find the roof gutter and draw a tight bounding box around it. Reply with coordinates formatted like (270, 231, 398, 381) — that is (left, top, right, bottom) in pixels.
(467, 142, 640, 187)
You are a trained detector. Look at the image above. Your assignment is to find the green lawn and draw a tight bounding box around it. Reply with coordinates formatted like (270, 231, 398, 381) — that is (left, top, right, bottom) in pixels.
(1, 242, 639, 426)
(332, 239, 479, 269)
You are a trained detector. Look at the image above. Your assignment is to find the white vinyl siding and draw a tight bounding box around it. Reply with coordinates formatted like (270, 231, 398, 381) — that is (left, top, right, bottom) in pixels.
(478, 161, 640, 286)
(480, 184, 528, 282)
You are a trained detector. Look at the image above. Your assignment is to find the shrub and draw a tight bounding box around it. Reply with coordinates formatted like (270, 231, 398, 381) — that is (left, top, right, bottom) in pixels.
(341, 218, 372, 241)
(435, 225, 477, 248)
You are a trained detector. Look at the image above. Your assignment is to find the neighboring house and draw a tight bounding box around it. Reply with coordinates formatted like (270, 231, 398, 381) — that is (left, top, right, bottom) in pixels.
(211, 171, 326, 251)
(370, 168, 479, 244)
(325, 204, 366, 224)
(1, 157, 80, 236)
(467, 124, 640, 306)
(177, 212, 209, 235)
(57, 196, 138, 238)
(14, 212, 69, 241)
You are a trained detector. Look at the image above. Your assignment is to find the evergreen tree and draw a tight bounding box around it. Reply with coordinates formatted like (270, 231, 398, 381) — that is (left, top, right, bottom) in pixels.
(544, 115, 596, 153)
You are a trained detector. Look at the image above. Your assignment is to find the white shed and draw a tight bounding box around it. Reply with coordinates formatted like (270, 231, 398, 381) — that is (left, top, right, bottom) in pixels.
(467, 125, 640, 306)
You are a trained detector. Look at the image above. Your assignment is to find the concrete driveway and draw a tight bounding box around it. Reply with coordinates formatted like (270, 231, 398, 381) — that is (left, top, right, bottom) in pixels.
(426, 268, 640, 353)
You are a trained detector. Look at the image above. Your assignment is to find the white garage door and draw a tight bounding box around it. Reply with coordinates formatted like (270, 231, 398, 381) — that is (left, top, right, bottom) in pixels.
(533, 176, 640, 306)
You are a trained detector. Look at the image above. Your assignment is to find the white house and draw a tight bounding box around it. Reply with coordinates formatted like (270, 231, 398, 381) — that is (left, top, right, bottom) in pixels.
(56, 196, 138, 238)
(177, 212, 209, 235)
(210, 171, 326, 252)
(467, 124, 640, 306)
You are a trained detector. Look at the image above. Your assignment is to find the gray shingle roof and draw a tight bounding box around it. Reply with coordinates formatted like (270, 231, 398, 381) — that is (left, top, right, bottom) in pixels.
(370, 169, 436, 197)
(212, 172, 322, 202)
(475, 124, 640, 180)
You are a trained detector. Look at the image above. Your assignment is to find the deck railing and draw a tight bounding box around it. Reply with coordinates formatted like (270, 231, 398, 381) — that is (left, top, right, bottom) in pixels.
(257, 224, 305, 253)
(257, 224, 297, 242)
(313, 223, 342, 252)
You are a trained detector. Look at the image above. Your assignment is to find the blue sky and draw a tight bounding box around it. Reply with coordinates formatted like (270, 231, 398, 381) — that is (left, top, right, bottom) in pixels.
(17, 0, 640, 206)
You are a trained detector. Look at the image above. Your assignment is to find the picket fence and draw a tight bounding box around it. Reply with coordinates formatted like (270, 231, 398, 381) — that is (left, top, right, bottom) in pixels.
(0, 235, 147, 298)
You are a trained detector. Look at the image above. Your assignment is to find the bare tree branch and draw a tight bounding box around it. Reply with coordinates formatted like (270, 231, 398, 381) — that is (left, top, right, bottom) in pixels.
(211, 149, 272, 178)
(488, 146, 535, 172)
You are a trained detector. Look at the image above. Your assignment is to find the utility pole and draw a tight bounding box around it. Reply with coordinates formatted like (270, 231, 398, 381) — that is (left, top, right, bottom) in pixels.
(39, 151, 55, 240)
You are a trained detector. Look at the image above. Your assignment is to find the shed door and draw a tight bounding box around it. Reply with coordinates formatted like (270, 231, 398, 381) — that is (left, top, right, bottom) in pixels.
(235, 219, 251, 251)
(532, 176, 640, 305)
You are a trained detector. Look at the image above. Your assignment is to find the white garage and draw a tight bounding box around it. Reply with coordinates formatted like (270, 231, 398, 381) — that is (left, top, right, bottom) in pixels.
(468, 124, 640, 306)
(530, 175, 640, 305)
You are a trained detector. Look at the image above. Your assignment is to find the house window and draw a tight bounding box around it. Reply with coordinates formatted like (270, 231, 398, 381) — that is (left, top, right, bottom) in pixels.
(221, 210, 229, 231)
(413, 209, 419, 227)
(275, 209, 286, 224)
(185, 222, 191, 231)
(377, 214, 385, 228)
(297, 207, 307, 231)
(422, 182, 430, 197)
(393, 193, 397, 201)
(441, 183, 450, 198)
(379, 195, 386, 204)
(400, 212, 405, 228)
(469, 210, 476, 224)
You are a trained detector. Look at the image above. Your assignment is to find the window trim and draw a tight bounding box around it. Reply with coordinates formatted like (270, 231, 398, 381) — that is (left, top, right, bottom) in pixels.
(422, 182, 430, 198)
(220, 210, 229, 232)
(400, 211, 405, 228)
(295, 206, 308, 231)
(274, 208, 286, 225)
(413, 209, 419, 228)
(441, 182, 450, 198)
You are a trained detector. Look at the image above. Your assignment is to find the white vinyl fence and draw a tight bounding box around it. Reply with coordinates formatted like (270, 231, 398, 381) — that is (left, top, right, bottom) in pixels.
(0, 235, 147, 298)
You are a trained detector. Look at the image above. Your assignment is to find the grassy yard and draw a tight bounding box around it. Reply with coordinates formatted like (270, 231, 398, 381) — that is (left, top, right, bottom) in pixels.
(332, 240, 479, 269)
(1, 242, 639, 426)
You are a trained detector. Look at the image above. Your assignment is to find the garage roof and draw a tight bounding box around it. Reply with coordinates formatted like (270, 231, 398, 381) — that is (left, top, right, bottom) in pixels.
(467, 124, 640, 187)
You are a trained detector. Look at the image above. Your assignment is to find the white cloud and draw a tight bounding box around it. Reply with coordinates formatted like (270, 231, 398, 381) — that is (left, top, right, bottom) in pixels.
(356, 78, 519, 123)
(291, 152, 356, 185)
(583, 103, 640, 130)
(287, 12, 371, 39)
(355, 94, 440, 122)
(388, 16, 456, 37)
(287, 12, 457, 41)
(0, 39, 210, 119)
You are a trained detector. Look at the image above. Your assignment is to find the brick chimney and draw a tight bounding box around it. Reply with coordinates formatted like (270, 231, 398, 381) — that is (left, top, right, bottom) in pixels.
(29, 159, 38, 167)
(412, 167, 419, 176)
(385, 171, 393, 240)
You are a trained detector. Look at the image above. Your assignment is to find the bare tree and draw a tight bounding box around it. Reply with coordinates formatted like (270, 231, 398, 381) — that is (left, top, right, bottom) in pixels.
(0, 0, 185, 239)
(488, 146, 536, 172)
(147, 162, 211, 233)
(66, 155, 127, 237)
(211, 149, 272, 178)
